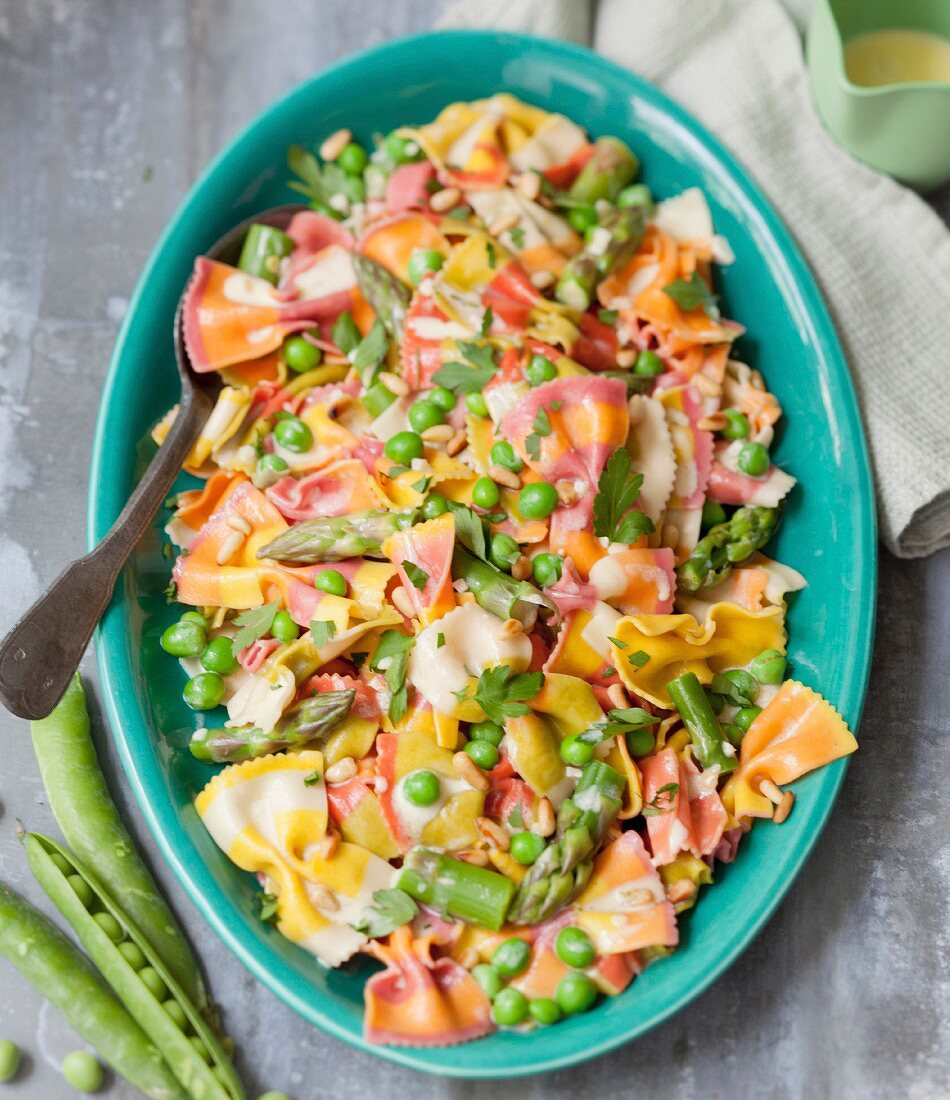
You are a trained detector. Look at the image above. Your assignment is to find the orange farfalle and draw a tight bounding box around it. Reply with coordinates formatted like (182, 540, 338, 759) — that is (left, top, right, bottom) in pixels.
(382, 512, 456, 624)
(363, 927, 493, 1047)
(360, 214, 451, 286)
(722, 681, 858, 821)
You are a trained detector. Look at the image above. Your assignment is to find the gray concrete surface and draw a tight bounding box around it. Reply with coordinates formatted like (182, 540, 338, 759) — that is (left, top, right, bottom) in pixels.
(1, 3, 948, 1098)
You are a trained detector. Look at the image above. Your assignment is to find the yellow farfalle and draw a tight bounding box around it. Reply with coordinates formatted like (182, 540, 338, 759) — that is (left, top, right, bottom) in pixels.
(611, 603, 786, 708)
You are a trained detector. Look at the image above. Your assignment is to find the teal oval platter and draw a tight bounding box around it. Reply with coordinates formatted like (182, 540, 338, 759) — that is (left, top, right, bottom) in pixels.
(88, 31, 876, 1078)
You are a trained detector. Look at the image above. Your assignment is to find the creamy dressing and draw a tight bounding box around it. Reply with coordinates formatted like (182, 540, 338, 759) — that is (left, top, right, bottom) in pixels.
(582, 877, 665, 914)
(391, 771, 469, 840)
(408, 317, 473, 341)
(292, 245, 356, 300)
(222, 272, 280, 308)
(589, 555, 629, 602)
(844, 29, 950, 87)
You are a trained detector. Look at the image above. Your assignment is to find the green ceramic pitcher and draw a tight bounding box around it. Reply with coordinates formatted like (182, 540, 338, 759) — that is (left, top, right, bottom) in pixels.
(807, 0, 950, 190)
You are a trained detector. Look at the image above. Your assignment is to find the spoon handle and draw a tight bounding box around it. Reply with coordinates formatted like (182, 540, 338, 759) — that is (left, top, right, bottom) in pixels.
(0, 392, 211, 721)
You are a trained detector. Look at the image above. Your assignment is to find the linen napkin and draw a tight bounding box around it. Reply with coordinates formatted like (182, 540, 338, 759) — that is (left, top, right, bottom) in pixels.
(439, 0, 950, 558)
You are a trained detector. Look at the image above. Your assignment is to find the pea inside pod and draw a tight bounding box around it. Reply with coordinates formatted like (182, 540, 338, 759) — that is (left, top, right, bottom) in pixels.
(23, 832, 244, 1100)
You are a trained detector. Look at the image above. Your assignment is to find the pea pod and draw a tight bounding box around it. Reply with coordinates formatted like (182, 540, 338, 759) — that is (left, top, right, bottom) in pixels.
(0, 880, 185, 1100)
(29, 675, 208, 1013)
(23, 832, 244, 1100)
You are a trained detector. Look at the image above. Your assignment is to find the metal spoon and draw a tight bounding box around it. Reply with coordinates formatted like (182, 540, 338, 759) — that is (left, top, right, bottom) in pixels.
(0, 203, 306, 720)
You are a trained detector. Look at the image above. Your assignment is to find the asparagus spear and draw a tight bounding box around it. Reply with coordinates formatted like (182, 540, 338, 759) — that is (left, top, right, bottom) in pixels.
(451, 545, 553, 630)
(190, 689, 354, 763)
(568, 137, 640, 205)
(555, 206, 647, 311)
(676, 505, 780, 593)
(351, 253, 411, 340)
(397, 848, 515, 932)
(508, 761, 626, 925)
(257, 509, 416, 563)
(237, 224, 294, 286)
(666, 673, 738, 774)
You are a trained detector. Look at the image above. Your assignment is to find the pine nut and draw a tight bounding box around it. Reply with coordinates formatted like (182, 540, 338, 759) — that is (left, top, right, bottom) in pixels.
(532, 797, 555, 838)
(616, 348, 638, 368)
(489, 213, 519, 237)
(226, 513, 252, 535)
(458, 848, 490, 867)
(607, 683, 628, 710)
(662, 523, 680, 550)
(516, 172, 541, 201)
(391, 585, 416, 619)
(772, 791, 795, 824)
(325, 757, 357, 784)
(666, 880, 696, 904)
(454, 752, 491, 791)
(693, 372, 719, 397)
(446, 429, 467, 456)
(555, 479, 578, 506)
(530, 270, 555, 289)
(421, 424, 454, 443)
(497, 618, 522, 639)
(314, 829, 340, 861)
(698, 413, 728, 432)
(621, 886, 657, 906)
(215, 529, 245, 565)
(758, 778, 784, 806)
(319, 128, 352, 162)
(377, 371, 408, 396)
(310, 884, 340, 911)
(488, 464, 521, 490)
(458, 947, 481, 969)
(477, 816, 510, 851)
(511, 555, 532, 581)
(429, 186, 461, 212)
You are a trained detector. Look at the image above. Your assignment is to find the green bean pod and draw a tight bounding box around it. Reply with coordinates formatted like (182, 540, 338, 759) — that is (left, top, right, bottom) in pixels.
(29, 675, 208, 1013)
(0, 880, 185, 1100)
(23, 832, 244, 1100)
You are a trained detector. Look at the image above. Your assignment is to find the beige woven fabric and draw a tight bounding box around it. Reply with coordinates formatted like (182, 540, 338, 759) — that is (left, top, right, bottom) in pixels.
(440, 0, 950, 557)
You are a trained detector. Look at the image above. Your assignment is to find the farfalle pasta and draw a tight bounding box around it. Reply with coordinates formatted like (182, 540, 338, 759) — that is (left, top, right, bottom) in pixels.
(153, 95, 857, 1046)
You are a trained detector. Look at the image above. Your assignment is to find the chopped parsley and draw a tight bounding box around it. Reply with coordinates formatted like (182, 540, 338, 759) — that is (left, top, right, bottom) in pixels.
(370, 629, 416, 724)
(310, 619, 337, 648)
(352, 888, 418, 939)
(457, 665, 544, 725)
(627, 650, 651, 669)
(592, 448, 655, 544)
(403, 561, 429, 591)
(350, 319, 389, 383)
(663, 273, 720, 321)
(230, 600, 281, 656)
(258, 892, 279, 923)
(303, 770, 323, 787)
(642, 783, 679, 817)
(431, 340, 499, 394)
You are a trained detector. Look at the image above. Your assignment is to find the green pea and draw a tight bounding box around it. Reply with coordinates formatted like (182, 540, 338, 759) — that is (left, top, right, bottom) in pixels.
(626, 728, 655, 758)
(257, 453, 289, 477)
(408, 400, 445, 433)
(139, 967, 168, 1000)
(315, 569, 347, 596)
(199, 636, 238, 676)
(559, 734, 595, 766)
(472, 477, 501, 510)
(162, 999, 188, 1029)
(428, 386, 456, 412)
(555, 926, 596, 969)
(531, 552, 563, 587)
(384, 131, 424, 164)
(466, 392, 489, 418)
(407, 249, 444, 285)
(468, 721, 503, 746)
(93, 911, 124, 943)
(465, 740, 499, 771)
(518, 481, 558, 519)
(555, 972, 599, 1015)
(182, 672, 226, 711)
(117, 940, 147, 970)
(489, 441, 523, 472)
(338, 142, 368, 176)
(66, 874, 94, 908)
(528, 998, 562, 1026)
(180, 611, 210, 629)
(492, 937, 531, 978)
(384, 430, 424, 465)
(270, 610, 299, 644)
(750, 648, 786, 685)
(490, 533, 520, 571)
(0, 1040, 21, 1083)
(701, 499, 728, 530)
(160, 620, 206, 658)
(282, 335, 322, 374)
(471, 963, 503, 1000)
(617, 184, 654, 213)
(509, 831, 546, 865)
(567, 203, 597, 233)
(50, 852, 71, 875)
(274, 416, 313, 453)
(61, 1051, 103, 1094)
(737, 441, 769, 476)
(734, 705, 762, 732)
(492, 987, 530, 1027)
(721, 408, 750, 440)
(421, 492, 449, 520)
(634, 349, 664, 377)
(525, 353, 558, 387)
(404, 769, 441, 807)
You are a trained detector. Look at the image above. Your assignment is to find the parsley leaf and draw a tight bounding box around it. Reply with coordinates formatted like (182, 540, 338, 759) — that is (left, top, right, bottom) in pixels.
(642, 782, 680, 817)
(592, 448, 655, 544)
(508, 804, 524, 829)
(303, 770, 323, 787)
(230, 600, 281, 656)
(532, 407, 552, 437)
(432, 341, 499, 394)
(462, 665, 545, 725)
(350, 320, 389, 383)
(608, 636, 628, 650)
(310, 619, 337, 648)
(258, 892, 279, 923)
(403, 561, 429, 591)
(332, 311, 361, 356)
(446, 501, 490, 560)
(628, 650, 650, 669)
(598, 309, 618, 325)
(411, 476, 430, 493)
(525, 433, 541, 460)
(352, 888, 418, 938)
(436, 632, 446, 649)
(370, 630, 416, 724)
(480, 307, 493, 336)
(486, 241, 496, 269)
(663, 273, 720, 321)
(288, 145, 363, 207)
(577, 706, 658, 745)
(509, 226, 526, 249)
